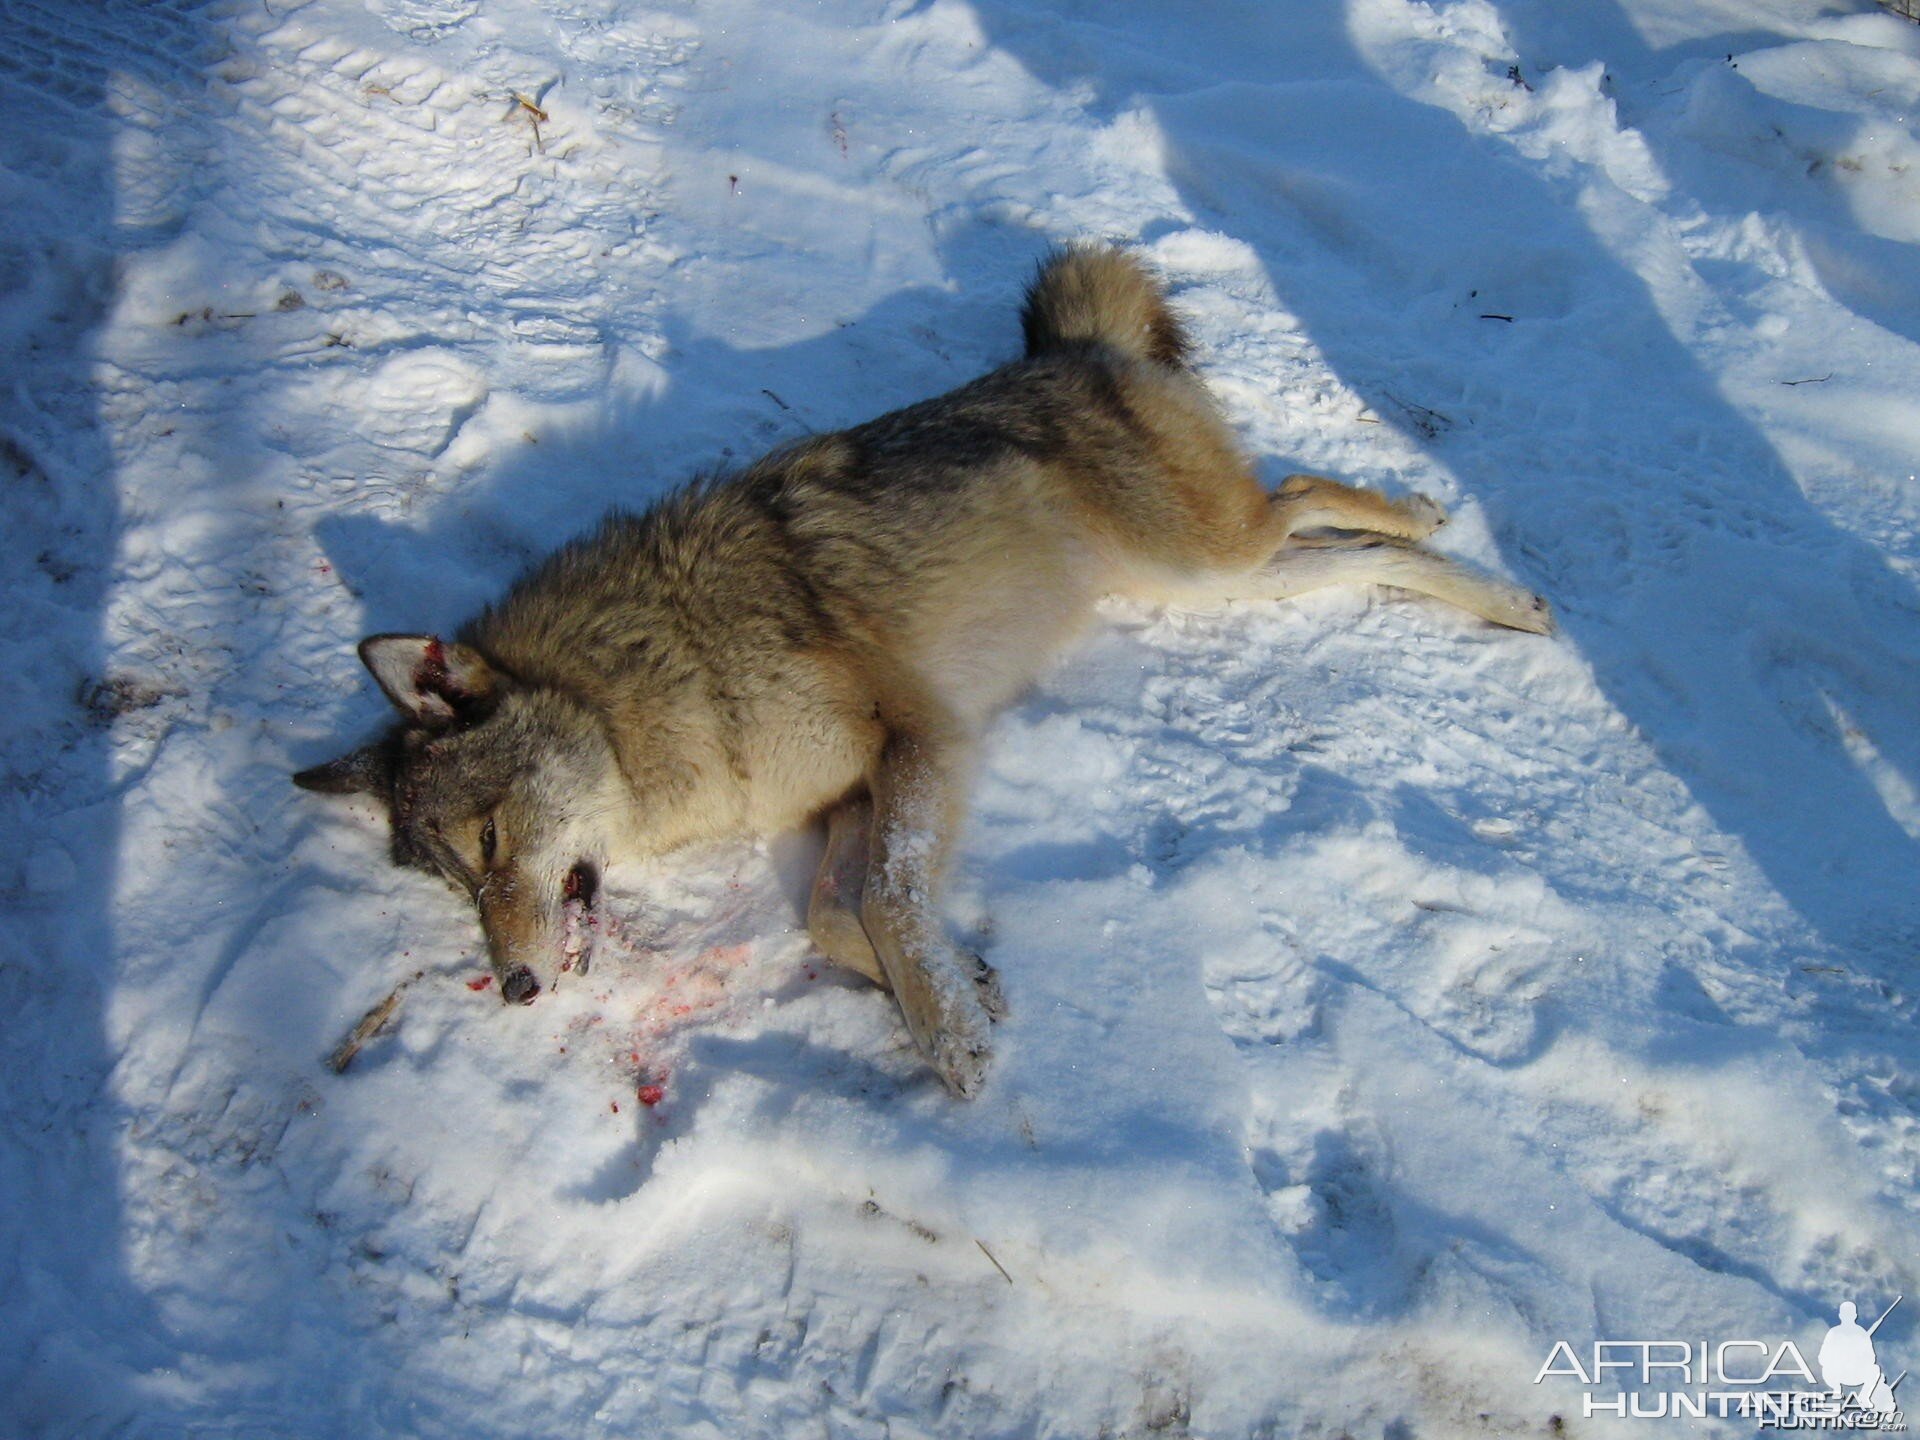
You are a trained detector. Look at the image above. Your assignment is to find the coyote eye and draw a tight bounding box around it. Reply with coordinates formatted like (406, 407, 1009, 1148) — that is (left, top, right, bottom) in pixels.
(480, 816, 497, 867)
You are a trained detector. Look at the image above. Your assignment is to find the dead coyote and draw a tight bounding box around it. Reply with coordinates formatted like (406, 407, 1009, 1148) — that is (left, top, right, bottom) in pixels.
(297, 245, 1551, 1096)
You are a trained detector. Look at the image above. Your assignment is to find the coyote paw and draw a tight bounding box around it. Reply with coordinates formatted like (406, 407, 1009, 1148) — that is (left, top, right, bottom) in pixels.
(879, 937, 1000, 1098)
(932, 1021, 994, 1099)
(1493, 586, 1556, 636)
(1400, 493, 1448, 539)
(921, 961, 998, 1098)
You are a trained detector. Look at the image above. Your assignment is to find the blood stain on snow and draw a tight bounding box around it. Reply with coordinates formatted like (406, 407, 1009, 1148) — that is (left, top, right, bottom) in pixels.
(637, 1084, 665, 1107)
(467, 974, 493, 991)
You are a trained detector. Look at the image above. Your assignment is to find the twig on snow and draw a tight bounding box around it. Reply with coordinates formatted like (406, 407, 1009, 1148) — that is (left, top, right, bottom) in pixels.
(328, 969, 422, 1073)
(511, 93, 549, 153)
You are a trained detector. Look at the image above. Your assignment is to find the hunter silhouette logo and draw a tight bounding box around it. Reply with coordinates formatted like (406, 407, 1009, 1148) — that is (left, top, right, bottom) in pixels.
(1820, 1299, 1903, 1417)
(1536, 1295, 1907, 1428)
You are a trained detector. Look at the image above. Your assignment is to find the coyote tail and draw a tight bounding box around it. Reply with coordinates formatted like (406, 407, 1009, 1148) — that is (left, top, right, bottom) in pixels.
(1019, 243, 1190, 368)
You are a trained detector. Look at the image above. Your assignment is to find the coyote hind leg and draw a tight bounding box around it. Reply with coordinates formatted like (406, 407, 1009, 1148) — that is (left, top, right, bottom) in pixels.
(1222, 533, 1555, 633)
(1269, 474, 1449, 546)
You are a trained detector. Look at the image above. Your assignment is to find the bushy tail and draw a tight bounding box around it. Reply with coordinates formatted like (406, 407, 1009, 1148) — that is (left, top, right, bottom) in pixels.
(1019, 244, 1190, 367)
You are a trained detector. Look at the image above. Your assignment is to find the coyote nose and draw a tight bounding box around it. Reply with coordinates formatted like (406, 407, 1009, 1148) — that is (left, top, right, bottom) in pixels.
(501, 966, 541, 1005)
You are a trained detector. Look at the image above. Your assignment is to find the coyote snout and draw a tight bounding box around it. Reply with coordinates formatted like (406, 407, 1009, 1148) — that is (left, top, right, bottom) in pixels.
(297, 244, 1551, 1096)
(479, 855, 601, 1004)
(294, 635, 624, 1004)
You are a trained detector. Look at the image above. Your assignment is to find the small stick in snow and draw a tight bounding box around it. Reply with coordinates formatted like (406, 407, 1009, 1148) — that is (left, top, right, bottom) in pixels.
(1780, 373, 1833, 386)
(328, 970, 421, 1073)
(511, 93, 548, 153)
(976, 1239, 1013, 1285)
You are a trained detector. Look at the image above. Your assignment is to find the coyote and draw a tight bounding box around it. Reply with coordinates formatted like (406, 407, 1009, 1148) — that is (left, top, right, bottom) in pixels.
(296, 246, 1551, 1096)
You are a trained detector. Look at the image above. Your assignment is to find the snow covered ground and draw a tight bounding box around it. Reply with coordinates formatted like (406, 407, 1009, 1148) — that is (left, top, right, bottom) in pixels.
(6, 0, 1920, 1433)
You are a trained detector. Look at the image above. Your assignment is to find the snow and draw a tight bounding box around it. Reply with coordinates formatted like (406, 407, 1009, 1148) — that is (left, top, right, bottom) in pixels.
(5, 0, 1920, 1434)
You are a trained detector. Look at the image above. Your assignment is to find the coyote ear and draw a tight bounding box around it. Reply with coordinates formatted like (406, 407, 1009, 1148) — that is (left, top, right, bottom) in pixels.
(293, 740, 394, 796)
(358, 634, 500, 728)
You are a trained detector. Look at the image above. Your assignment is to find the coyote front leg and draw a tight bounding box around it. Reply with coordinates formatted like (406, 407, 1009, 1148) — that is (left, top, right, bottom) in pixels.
(861, 732, 1003, 1097)
(808, 794, 888, 988)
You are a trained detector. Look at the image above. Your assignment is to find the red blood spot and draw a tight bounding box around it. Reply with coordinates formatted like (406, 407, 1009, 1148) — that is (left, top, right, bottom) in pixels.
(610, 1101, 620, 1114)
(415, 636, 448, 694)
(637, 1084, 665, 1107)
(466, 975, 493, 992)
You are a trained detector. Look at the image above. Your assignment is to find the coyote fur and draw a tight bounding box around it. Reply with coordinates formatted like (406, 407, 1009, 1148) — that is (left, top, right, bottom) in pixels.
(296, 245, 1551, 1097)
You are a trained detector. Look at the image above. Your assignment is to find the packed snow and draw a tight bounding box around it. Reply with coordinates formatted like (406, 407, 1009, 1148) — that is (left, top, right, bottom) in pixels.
(5, 0, 1920, 1434)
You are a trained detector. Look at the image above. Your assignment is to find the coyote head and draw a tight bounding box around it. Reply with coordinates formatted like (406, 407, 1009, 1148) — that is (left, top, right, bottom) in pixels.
(295, 635, 627, 1004)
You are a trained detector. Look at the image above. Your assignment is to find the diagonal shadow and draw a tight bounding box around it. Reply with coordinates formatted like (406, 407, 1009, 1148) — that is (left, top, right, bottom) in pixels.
(0, 0, 207, 1429)
(1495, 0, 1920, 339)
(965, 0, 1920, 973)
